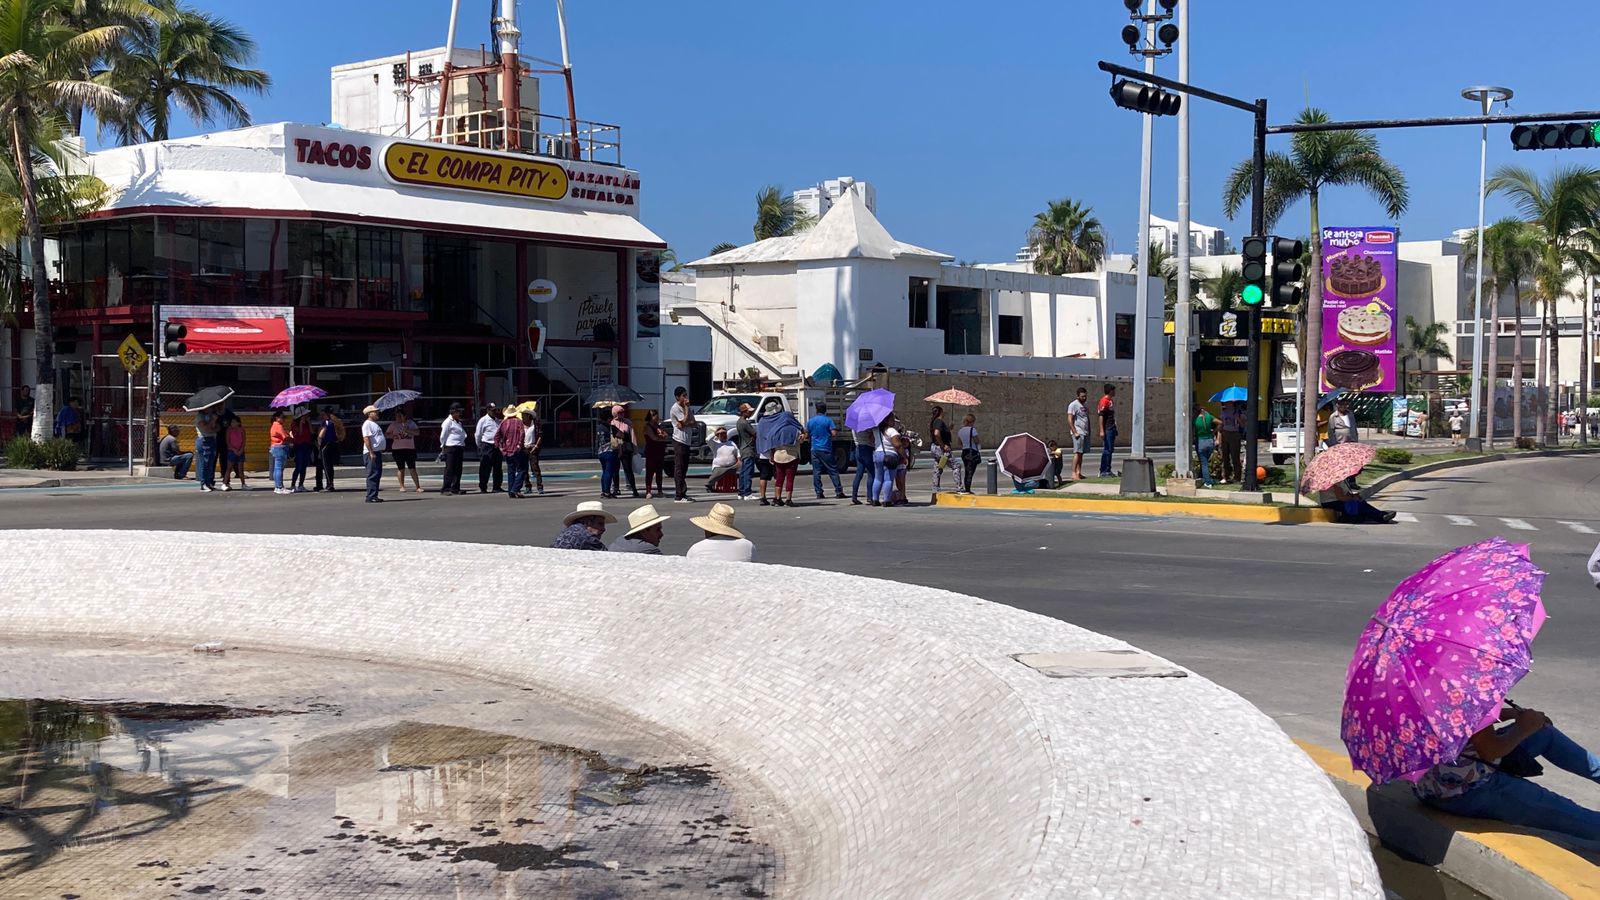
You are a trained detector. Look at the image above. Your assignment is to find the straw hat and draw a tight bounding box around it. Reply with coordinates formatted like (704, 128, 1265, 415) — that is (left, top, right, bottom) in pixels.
(362, 404, 379, 415)
(773, 446, 798, 465)
(563, 500, 617, 527)
(690, 502, 744, 539)
(622, 503, 671, 538)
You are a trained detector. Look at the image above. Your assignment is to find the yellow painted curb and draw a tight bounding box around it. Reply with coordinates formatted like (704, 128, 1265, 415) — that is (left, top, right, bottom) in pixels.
(1296, 740, 1600, 898)
(933, 492, 1337, 524)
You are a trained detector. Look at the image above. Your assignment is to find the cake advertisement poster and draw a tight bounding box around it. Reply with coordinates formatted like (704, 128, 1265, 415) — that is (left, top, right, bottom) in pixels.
(1320, 226, 1398, 393)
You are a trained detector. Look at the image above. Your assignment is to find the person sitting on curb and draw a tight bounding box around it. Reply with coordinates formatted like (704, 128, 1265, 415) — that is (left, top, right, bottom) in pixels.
(1321, 479, 1395, 524)
(611, 504, 670, 554)
(685, 502, 753, 561)
(157, 424, 193, 480)
(1413, 701, 1600, 843)
(552, 500, 614, 551)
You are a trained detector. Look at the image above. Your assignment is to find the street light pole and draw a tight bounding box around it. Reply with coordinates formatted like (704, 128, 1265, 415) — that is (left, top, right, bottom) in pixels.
(1173, 0, 1192, 478)
(1462, 85, 1513, 452)
(1130, 0, 1157, 464)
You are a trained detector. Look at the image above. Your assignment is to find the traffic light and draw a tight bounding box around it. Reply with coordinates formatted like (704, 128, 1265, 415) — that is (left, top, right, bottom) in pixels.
(1110, 79, 1181, 117)
(1510, 122, 1600, 150)
(163, 322, 188, 357)
(1270, 237, 1305, 306)
(1240, 236, 1267, 307)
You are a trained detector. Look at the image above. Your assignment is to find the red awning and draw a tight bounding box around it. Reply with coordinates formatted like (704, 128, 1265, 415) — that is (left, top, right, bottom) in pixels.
(173, 316, 291, 356)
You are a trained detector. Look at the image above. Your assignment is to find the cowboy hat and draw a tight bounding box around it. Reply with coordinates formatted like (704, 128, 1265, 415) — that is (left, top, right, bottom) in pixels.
(773, 447, 798, 465)
(563, 500, 617, 527)
(690, 502, 744, 539)
(622, 503, 671, 538)
(362, 404, 380, 415)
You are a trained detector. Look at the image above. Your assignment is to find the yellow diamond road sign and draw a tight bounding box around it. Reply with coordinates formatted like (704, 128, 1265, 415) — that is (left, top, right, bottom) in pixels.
(117, 335, 148, 374)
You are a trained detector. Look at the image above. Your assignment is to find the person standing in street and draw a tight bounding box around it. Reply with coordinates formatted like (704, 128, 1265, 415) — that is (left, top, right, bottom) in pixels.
(314, 406, 343, 492)
(1449, 409, 1464, 445)
(871, 415, 903, 507)
(1219, 399, 1245, 483)
(497, 405, 528, 500)
(927, 406, 957, 496)
(610, 404, 638, 498)
(669, 386, 697, 503)
(552, 500, 614, 550)
(438, 402, 468, 494)
(807, 401, 845, 500)
(686, 502, 754, 561)
(850, 425, 875, 505)
(193, 408, 219, 492)
(611, 503, 670, 554)
(1067, 387, 1090, 481)
(475, 403, 504, 494)
(1097, 384, 1118, 478)
(523, 406, 545, 495)
(360, 404, 386, 502)
(957, 414, 981, 493)
(221, 412, 248, 492)
(268, 410, 291, 495)
(1327, 398, 1358, 447)
(734, 403, 758, 500)
(642, 409, 668, 499)
(1194, 405, 1220, 488)
(158, 424, 193, 480)
(387, 408, 422, 493)
(290, 410, 313, 492)
(15, 385, 33, 438)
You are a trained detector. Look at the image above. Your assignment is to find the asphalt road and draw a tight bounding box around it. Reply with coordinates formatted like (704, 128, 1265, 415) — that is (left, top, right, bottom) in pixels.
(3, 453, 1597, 805)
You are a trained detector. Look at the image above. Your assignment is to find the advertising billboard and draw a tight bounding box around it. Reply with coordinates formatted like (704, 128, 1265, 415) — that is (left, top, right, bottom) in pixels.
(1319, 226, 1398, 393)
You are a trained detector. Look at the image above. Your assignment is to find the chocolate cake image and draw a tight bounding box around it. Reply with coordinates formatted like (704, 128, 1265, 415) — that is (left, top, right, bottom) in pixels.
(1325, 348, 1381, 390)
(1336, 304, 1392, 346)
(1328, 253, 1383, 296)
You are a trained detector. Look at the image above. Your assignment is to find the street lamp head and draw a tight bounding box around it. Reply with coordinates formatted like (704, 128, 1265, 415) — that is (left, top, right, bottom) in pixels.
(1121, 24, 1140, 48)
(1123, 0, 1140, 11)
(1461, 85, 1514, 104)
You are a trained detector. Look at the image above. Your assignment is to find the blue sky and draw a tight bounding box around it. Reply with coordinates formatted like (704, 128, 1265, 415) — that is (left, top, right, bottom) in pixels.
(150, 1, 1600, 262)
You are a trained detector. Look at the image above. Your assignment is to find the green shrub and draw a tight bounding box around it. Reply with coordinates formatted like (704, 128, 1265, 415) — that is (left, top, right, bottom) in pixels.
(1375, 448, 1412, 466)
(3, 436, 43, 469)
(1261, 466, 1291, 486)
(1157, 462, 1176, 479)
(1515, 436, 1537, 451)
(36, 438, 81, 471)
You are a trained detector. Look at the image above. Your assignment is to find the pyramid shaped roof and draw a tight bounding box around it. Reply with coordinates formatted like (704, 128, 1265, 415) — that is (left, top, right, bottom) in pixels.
(687, 187, 951, 267)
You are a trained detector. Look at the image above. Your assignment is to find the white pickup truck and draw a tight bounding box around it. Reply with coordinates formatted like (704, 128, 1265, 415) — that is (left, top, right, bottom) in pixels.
(694, 387, 861, 472)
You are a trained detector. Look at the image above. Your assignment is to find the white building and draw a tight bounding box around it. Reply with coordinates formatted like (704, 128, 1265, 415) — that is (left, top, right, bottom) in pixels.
(792, 177, 876, 221)
(675, 186, 1163, 384)
(1149, 215, 1227, 257)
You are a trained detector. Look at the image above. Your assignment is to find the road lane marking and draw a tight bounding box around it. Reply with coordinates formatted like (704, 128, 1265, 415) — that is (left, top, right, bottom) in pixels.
(1500, 518, 1536, 531)
(1559, 521, 1597, 534)
(1392, 512, 1418, 523)
(1445, 515, 1476, 526)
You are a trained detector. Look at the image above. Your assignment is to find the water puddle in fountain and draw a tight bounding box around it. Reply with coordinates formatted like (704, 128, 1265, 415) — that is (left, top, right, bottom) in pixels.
(0, 642, 781, 898)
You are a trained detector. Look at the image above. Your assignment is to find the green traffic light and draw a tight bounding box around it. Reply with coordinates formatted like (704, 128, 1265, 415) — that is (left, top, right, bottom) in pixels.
(1590, 121, 1600, 144)
(1241, 284, 1264, 306)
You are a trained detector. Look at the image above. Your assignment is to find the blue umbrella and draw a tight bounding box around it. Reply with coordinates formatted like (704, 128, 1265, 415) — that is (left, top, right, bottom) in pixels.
(1210, 385, 1248, 404)
(1317, 388, 1346, 410)
(374, 389, 422, 411)
(844, 389, 896, 431)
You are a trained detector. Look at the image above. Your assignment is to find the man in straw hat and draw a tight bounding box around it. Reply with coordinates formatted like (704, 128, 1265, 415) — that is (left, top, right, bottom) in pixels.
(685, 502, 754, 562)
(360, 404, 386, 503)
(552, 501, 615, 551)
(610, 503, 670, 554)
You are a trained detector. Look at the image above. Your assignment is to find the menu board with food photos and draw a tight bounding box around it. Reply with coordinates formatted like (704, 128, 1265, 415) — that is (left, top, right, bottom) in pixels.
(1320, 226, 1398, 393)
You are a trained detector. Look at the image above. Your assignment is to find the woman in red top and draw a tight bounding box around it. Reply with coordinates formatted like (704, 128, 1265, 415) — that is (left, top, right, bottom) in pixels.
(290, 410, 313, 493)
(268, 411, 291, 495)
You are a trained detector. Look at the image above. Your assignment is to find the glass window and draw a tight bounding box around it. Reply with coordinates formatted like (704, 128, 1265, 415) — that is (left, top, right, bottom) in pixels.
(81, 227, 105, 308)
(1115, 313, 1135, 359)
(698, 395, 759, 415)
(323, 224, 356, 309)
(244, 218, 284, 304)
(286, 220, 321, 306)
(195, 218, 244, 305)
(357, 227, 402, 310)
(908, 278, 930, 329)
(998, 315, 1023, 345)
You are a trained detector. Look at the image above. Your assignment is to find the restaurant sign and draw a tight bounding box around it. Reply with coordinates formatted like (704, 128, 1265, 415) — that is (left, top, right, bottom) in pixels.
(382, 141, 567, 200)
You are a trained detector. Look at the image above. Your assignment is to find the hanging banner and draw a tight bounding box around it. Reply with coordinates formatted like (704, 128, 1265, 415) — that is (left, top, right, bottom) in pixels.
(635, 252, 662, 339)
(1320, 227, 1398, 393)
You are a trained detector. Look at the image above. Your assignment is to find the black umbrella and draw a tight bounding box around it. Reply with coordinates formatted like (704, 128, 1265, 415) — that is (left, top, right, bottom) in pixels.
(585, 383, 644, 407)
(182, 386, 234, 412)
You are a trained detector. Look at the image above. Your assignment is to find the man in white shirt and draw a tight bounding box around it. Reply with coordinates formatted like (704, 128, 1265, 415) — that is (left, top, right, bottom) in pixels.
(669, 386, 696, 502)
(361, 405, 387, 503)
(438, 403, 468, 494)
(475, 403, 504, 493)
(686, 502, 754, 561)
(703, 426, 739, 493)
(1066, 387, 1089, 481)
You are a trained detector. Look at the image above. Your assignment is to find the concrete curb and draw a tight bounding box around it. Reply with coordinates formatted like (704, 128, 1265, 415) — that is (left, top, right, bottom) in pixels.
(934, 491, 1338, 524)
(1364, 447, 1600, 499)
(1297, 741, 1599, 899)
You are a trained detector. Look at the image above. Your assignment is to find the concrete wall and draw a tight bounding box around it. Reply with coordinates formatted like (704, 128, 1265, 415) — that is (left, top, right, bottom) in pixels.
(879, 370, 1177, 448)
(0, 530, 1379, 899)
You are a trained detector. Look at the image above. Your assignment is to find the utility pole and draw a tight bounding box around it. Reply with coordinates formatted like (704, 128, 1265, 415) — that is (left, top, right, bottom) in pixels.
(1130, 0, 1155, 463)
(1173, 0, 1192, 478)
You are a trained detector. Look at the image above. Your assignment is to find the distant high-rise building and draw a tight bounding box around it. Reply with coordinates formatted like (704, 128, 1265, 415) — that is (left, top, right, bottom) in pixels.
(793, 177, 876, 220)
(1148, 215, 1227, 257)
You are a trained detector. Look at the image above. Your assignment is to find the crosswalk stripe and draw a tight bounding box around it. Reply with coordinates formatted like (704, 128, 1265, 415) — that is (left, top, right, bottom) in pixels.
(1392, 512, 1419, 523)
(1560, 521, 1597, 534)
(1501, 518, 1536, 531)
(1445, 515, 1476, 527)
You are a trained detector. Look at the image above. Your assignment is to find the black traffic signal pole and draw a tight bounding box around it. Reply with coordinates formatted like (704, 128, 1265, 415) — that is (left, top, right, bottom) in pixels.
(1266, 108, 1600, 135)
(1098, 60, 1270, 490)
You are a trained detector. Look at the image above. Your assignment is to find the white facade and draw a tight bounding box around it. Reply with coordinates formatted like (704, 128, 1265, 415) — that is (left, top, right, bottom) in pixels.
(792, 177, 876, 221)
(677, 187, 1163, 384)
(1149, 215, 1227, 257)
(330, 47, 539, 141)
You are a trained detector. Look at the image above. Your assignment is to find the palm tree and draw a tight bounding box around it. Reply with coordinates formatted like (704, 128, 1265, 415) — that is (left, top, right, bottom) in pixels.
(1463, 219, 1541, 443)
(59, 0, 159, 134)
(751, 185, 814, 241)
(1222, 107, 1408, 457)
(1200, 265, 1246, 311)
(1026, 198, 1105, 276)
(0, 148, 110, 321)
(1398, 315, 1452, 392)
(0, 0, 127, 441)
(1141, 241, 1200, 314)
(102, 0, 269, 145)
(708, 241, 738, 256)
(1486, 164, 1600, 445)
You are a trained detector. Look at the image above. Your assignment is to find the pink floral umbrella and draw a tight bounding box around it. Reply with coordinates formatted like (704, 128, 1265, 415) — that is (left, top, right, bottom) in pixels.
(1341, 537, 1547, 784)
(1301, 441, 1377, 492)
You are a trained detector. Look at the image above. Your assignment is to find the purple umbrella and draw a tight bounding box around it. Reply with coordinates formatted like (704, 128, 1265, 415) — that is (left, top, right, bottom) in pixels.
(271, 385, 327, 409)
(1341, 537, 1547, 784)
(844, 388, 895, 431)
